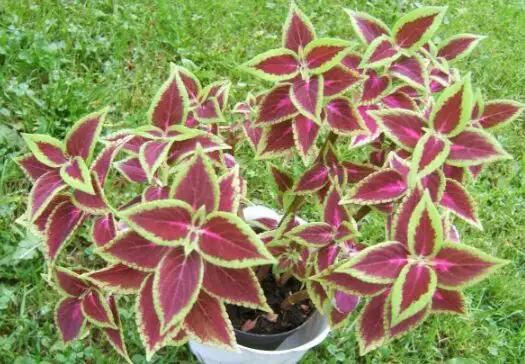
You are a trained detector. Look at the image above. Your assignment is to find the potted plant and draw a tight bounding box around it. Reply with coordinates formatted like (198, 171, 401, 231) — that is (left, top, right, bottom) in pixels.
(14, 1, 522, 363)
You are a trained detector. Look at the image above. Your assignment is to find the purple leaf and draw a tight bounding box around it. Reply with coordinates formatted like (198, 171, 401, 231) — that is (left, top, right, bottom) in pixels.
(45, 199, 85, 261)
(282, 2, 315, 52)
(171, 148, 219, 212)
(149, 65, 188, 131)
(290, 76, 322, 121)
(256, 84, 297, 126)
(55, 297, 85, 342)
(65, 108, 106, 161)
(154, 248, 203, 331)
(325, 97, 364, 136)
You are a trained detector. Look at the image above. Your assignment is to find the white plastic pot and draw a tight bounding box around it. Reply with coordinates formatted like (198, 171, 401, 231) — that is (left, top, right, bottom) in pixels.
(189, 206, 330, 364)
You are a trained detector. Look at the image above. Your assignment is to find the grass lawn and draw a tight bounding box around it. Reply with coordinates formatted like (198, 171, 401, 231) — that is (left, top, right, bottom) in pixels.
(1, 0, 524, 363)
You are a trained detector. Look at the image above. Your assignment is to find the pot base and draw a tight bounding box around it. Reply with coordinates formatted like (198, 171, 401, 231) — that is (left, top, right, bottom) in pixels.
(189, 311, 330, 364)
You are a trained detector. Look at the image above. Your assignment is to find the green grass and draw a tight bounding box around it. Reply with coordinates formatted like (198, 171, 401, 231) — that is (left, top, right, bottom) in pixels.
(1, 0, 524, 363)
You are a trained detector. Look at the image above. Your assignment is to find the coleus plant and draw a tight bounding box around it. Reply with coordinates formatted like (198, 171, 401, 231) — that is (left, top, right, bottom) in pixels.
(15, 1, 523, 361)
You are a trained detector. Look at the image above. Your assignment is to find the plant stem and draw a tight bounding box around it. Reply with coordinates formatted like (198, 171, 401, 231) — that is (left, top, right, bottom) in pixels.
(277, 132, 338, 228)
(280, 289, 309, 310)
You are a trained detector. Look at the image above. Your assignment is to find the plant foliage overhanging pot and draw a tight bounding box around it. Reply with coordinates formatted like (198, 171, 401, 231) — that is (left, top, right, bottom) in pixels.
(14, 0, 522, 362)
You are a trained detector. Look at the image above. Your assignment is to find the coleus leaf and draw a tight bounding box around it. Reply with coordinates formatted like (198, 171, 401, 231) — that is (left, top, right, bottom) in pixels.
(429, 76, 473, 137)
(407, 190, 443, 257)
(361, 70, 391, 102)
(287, 222, 333, 248)
(390, 263, 436, 325)
(241, 48, 299, 81)
(202, 261, 269, 311)
(115, 157, 148, 183)
(392, 188, 423, 246)
(392, 7, 446, 50)
(55, 297, 86, 342)
(293, 163, 329, 194)
(197, 211, 275, 268)
(91, 214, 117, 247)
(338, 241, 409, 283)
(139, 140, 172, 183)
(437, 34, 485, 61)
(477, 100, 524, 130)
(218, 165, 241, 213)
(329, 291, 359, 329)
(342, 161, 378, 183)
(60, 157, 95, 195)
(195, 98, 223, 124)
(21, 133, 68, 168)
(120, 200, 193, 246)
(153, 248, 203, 333)
(431, 242, 507, 289)
(431, 287, 467, 314)
(203, 80, 231, 111)
(387, 300, 430, 341)
(268, 163, 293, 194)
(65, 107, 107, 162)
(290, 75, 323, 121)
(355, 292, 388, 355)
(86, 264, 148, 294)
(408, 132, 450, 184)
(98, 231, 171, 271)
(178, 66, 201, 101)
(342, 169, 406, 205)
(360, 35, 400, 68)
(104, 296, 131, 363)
(292, 114, 320, 162)
(322, 66, 361, 97)
(325, 97, 365, 136)
(389, 55, 428, 90)
(323, 186, 350, 228)
(148, 64, 189, 131)
(45, 199, 85, 261)
(81, 289, 118, 329)
(33, 194, 69, 233)
(14, 153, 55, 182)
(382, 90, 417, 110)
(345, 9, 390, 45)
(440, 178, 481, 229)
(256, 84, 298, 126)
(72, 174, 110, 214)
(54, 266, 89, 297)
(447, 128, 511, 166)
(28, 169, 67, 221)
(313, 244, 339, 272)
(314, 270, 388, 297)
(136, 275, 183, 361)
(371, 109, 425, 150)
(143, 186, 170, 202)
(171, 147, 219, 213)
(256, 120, 295, 159)
(183, 290, 236, 349)
(306, 280, 329, 313)
(166, 132, 230, 165)
(242, 119, 263, 151)
(282, 0, 316, 52)
(91, 142, 124, 186)
(304, 38, 350, 74)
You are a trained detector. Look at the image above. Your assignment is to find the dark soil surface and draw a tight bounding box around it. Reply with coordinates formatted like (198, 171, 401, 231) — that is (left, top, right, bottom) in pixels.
(227, 269, 314, 335)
